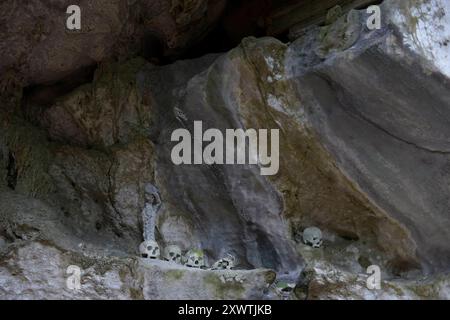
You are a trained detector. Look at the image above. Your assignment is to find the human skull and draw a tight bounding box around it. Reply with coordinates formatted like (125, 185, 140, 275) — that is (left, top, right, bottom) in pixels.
(211, 254, 236, 270)
(302, 227, 323, 248)
(163, 245, 182, 264)
(139, 240, 161, 259)
(144, 184, 161, 206)
(185, 249, 205, 268)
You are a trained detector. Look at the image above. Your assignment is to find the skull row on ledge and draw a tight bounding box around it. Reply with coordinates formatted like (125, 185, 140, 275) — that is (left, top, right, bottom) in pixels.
(139, 240, 236, 270)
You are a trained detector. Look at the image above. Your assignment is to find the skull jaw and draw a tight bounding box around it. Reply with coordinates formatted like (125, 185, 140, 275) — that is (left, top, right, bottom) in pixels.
(211, 260, 232, 270)
(186, 263, 202, 268)
(164, 257, 182, 264)
(211, 264, 224, 271)
(305, 239, 323, 248)
(186, 259, 204, 268)
(141, 253, 160, 259)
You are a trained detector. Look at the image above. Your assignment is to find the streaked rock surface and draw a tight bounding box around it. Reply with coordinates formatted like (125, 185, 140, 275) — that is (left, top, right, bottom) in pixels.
(1, 0, 450, 299)
(0, 241, 275, 299)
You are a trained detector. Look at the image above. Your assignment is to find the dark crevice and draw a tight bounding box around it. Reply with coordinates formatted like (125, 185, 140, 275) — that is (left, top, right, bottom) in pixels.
(141, 33, 165, 65)
(16, 0, 341, 105)
(12, 0, 376, 112)
(255, 228, 282, 270)
(6, 152, 17, 190)
(160, 0, 379, 63)
(164, 24, 243, 63)
(21, 64, 97, 120)
(161, 0, 277, 64)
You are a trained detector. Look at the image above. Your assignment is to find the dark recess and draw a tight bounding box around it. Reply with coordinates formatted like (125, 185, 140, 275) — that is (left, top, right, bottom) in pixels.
(20, 0, 372, 110)
(6, 152, 17, 190)
(22, 64, 97, 112)
(163, 0, 277, 63)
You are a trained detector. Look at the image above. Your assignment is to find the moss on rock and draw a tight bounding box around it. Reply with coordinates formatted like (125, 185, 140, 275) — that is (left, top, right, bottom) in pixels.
(204, 273, 246, 299)
(0, 112, 53, 197)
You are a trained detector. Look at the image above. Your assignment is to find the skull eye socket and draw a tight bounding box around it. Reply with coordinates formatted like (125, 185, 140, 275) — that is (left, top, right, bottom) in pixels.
(169, 252, 175, 257)
(147, 246, 153, 250)
(146, 194, 157, 204)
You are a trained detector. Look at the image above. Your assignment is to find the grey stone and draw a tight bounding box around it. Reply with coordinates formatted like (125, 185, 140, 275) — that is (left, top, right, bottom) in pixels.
(1, 0, 450, 300)
(0, 241, 276, 300)
(286, 1, 450, 273)
(0, 0, 226, 87)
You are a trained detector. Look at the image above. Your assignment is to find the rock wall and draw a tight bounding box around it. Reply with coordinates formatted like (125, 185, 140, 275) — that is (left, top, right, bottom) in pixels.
(1, 0, 450, 299)
(0, 0, 226, 87)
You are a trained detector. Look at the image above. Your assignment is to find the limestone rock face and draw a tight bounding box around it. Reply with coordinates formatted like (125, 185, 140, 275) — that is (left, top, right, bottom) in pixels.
(383, 0, 450, 78)
(42, 58, 151, 148)
(295, 244, 450, 300)
(0, 0, 226, 87)
(1, 0, 450, 299)
(0, 241, 275, 299)
(287, 0, 450, 273)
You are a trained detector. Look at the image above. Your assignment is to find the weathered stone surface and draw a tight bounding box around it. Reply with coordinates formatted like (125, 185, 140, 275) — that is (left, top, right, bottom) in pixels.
(383, 0, 450, 78)
(268, 0, 375, 36)
(48, 140, 155, 252)
(137, 52, 303, 273)
(295, 242, 450, 300)
(0, 0, 226, 87)
(225, 37, 419, 274)
(139, 260, 275, 300)
(286, 0, 450, 273)
(0, 112, 53, 198)
(0, 241, 275, 300)
(1, 0, 450, 299)
(42, 58, 151, 148)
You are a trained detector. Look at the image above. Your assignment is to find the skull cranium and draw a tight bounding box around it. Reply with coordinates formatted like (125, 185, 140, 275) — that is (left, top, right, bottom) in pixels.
(184, 249, 206, 268)
(211, 253, 237, 270)
(302, 227, 323, 248)
(139, 240, 161, 259)
(163, 245, 182, 264)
